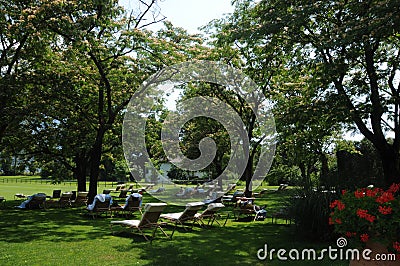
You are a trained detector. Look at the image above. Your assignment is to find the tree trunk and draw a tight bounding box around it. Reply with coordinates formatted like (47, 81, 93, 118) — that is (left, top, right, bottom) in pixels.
(244, 155, 254, 197)
(378, 146, 400, 187)
(88, 128, 106, 203)
(319, 152, 329, 186)
(73, 151, 88, 192)
(299, 162, 312, 190)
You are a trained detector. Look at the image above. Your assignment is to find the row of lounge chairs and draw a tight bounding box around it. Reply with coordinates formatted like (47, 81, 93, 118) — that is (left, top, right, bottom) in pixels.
(87, 193, 143, 219)
(110, 202, 226, 241)
(15, 191, 89, 209)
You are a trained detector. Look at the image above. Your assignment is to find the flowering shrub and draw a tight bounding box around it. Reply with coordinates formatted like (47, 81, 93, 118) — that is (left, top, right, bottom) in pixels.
(329, 183, 400, 252)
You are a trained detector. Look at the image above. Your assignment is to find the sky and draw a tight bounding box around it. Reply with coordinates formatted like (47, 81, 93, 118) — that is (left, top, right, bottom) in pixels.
(120, 0, 235, 34)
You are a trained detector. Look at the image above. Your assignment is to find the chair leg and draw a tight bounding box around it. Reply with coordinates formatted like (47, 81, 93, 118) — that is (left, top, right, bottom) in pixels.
(138, 228, 149, 241)
(170, 224, 178, 239)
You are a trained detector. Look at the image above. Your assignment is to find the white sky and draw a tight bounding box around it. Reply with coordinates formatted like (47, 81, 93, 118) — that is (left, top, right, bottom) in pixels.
(120, 0, 235, 34)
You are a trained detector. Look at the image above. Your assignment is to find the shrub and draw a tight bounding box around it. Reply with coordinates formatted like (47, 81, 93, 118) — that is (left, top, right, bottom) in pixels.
(289, 188, 338, 240)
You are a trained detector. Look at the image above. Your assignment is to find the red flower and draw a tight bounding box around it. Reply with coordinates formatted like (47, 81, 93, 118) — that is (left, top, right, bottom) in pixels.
(366, 188, 381, 197)
(356, 209, 376, 223)
(355, 190, 365, 198)
(329, 217, 334, 225)
(393, 242, 400, 253)
(388, 183, 400, 194)
(365, 215, 376, 223)
(335, 218, 342, 224)
(342, 190, 347, 195)
(330, 200, 345, 210)
(376, 192, 395, 204)
(360, 234, 369, 243)
(378, 205, 393, 215)
(357, 209, 368, 218)
(345, 232, 356, 238)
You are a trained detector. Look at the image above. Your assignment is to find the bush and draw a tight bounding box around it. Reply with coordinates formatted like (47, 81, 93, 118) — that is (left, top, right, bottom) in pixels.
(289, 188, 338, 240)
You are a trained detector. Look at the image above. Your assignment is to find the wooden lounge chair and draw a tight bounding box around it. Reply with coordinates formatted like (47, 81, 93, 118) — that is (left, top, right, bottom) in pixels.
(115, 190, 129, 201)
(111, 193, 142, 217)
(71, 191, 88, 207)
(233, 197, 257, 220)
(194, 203, 225, 227)
(25, 193, 47, 209)
(160, 202, 205, 238)
(102, 189, 111, 194)
(110, 202, 168, 241)
(0, 196, 6, 208)
(46, 192, 72, 208)
(221, 190, 244, 206)
(87, 194, 112, 218)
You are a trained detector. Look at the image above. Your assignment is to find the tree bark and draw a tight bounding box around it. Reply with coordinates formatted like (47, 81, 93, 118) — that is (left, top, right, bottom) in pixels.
(377, 145, 400, 187)
(244, 155, 254, 197)
(88, 128, 106, 203)
(73, 151, 88, 192)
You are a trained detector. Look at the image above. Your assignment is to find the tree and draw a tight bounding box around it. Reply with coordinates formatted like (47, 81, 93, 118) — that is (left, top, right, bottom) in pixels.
(213, 0, 400, 186)
(42, 0, 168, 201)
(0, 0, 55, 145)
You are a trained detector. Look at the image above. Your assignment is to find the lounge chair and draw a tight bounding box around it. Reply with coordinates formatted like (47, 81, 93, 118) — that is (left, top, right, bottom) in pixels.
(194, 203, 225, 227)
(255, 184, 289, 197)
(160, 202, 205, 237)
(46, 192, 72, 208)
(113, 184, 125, 192)
(176, 187, 195, 198)
(0, 196, 6, 208)
(110, 202, 168, 241)
(87, 194, 112, 218)
(115, 190, 129, 201)
(221, 190, 244, 206)
(16, 193, 47, 209)
(233, 197, 257, 220)
(71, 191, 88, 207)
(51, 189, 62, 199)
(14, 193, 27, 200)
(149, 187, 165, 194)
(111, 193, 142, 217)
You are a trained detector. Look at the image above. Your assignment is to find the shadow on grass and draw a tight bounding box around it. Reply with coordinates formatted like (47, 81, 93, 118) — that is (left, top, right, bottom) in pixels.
(112, 220, 349, 266)
(0, 200, 112, 243)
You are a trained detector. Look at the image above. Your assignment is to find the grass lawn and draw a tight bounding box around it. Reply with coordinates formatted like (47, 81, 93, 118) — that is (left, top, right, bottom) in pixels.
(0, 177, 349, 266)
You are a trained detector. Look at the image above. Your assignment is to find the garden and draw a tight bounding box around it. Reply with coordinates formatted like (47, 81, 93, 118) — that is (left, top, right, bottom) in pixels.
(1, 0, 400, 265)
(0, 176, 352, 266)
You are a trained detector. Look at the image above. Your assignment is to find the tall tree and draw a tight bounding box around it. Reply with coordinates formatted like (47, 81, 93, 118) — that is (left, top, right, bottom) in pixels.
(213, 0, 400, 186)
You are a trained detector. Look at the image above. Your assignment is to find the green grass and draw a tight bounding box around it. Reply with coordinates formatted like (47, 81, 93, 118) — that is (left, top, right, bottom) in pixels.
(0, 177, 349, 266)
